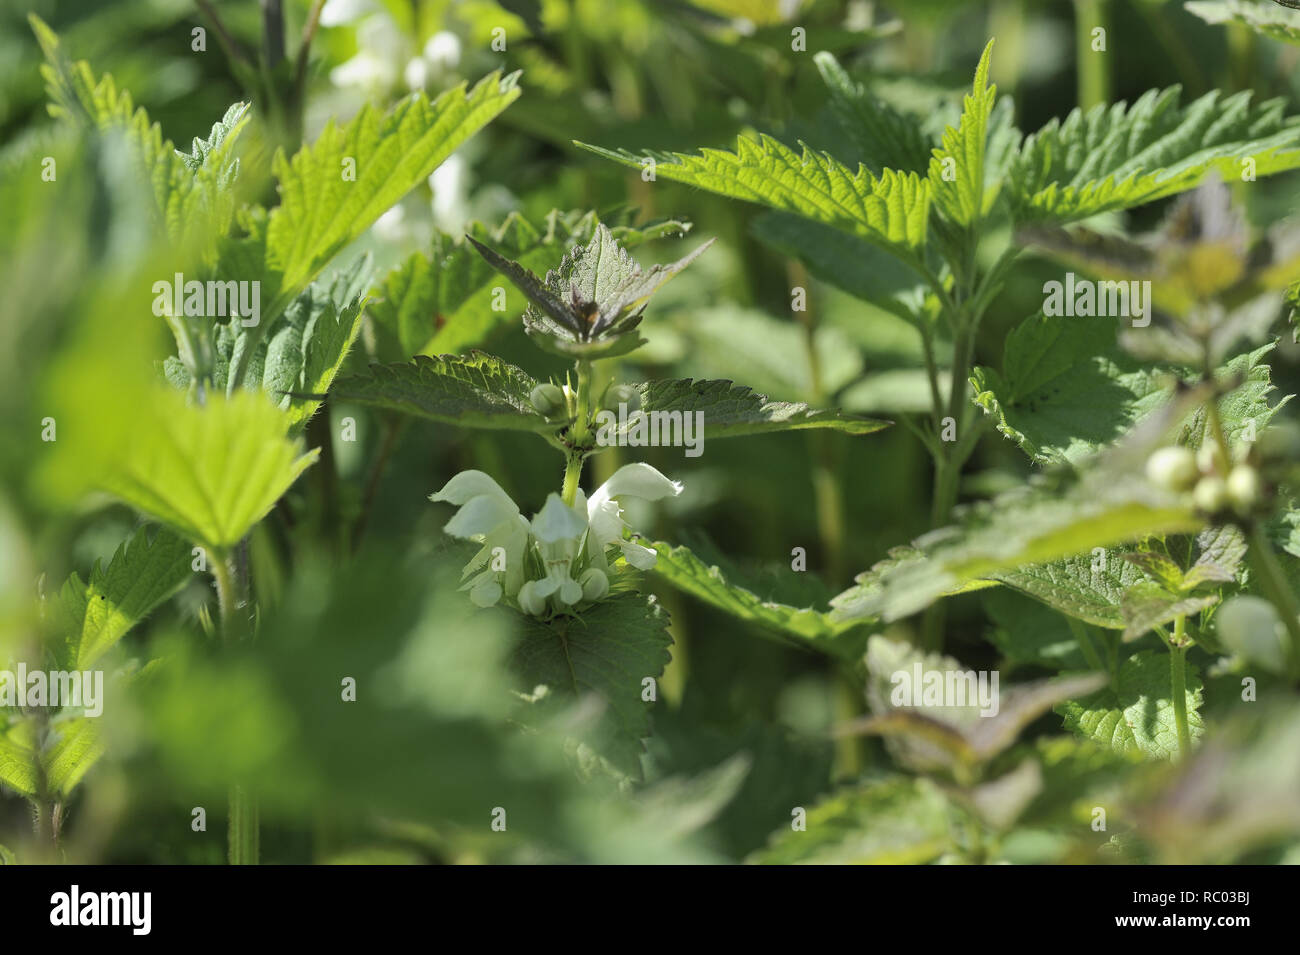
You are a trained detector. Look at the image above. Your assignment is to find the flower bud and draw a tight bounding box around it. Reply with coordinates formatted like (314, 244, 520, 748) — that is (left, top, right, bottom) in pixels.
(517, 580, 547, 617)
(1196, 442, 1225, 477)
(603, 383, 641, 414)
(1146, 446, 1198, 493)
(579, 568, 609, 602)
(1225, 464, 1261, 515)
(1194, 475, 1228, 514)
(529, 383, 567, 418)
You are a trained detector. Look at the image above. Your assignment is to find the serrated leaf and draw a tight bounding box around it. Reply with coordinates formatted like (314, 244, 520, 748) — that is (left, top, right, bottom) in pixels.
(749, 777, 951, 864)
(814, 52, 934, 174)
(0, 721, 38, 798)
(1012, 84, 1300, 223)
(644, 539, 865, 659)
(928, 39, 998, 225)
(329, 352, 556, 432)
(513, 593, 673, 779)
(576, 138, 931, 264)
(218, 72, 521, 380)
(41, 717, 103, 795)
(30, 14, 245, 257)
(972, 313, 1287, 465)
(99, 389, 318, 552)
(1056, 650, 1203, 759)
(990, 549, 1150, 629)
(55, 526, 191, 669)
(626, 378, 889, 440)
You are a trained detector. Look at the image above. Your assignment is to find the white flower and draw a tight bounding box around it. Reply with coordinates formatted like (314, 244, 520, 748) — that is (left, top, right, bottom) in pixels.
(430, 463, 682, 617)
(428, 153, 469, 233)
(423, 31, 462, 72)
(430, 470, 528, 605)
(584, 463, 683, 570)
(403, 56, 430, 91)
(320, 0, 375, 27)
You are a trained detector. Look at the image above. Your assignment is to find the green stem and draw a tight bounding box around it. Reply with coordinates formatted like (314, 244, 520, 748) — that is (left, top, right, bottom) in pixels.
(212, 551, 260, 864)
(562, 360, 595, 507)
(1075, 0, 1111, 111)
(562, 450, 584, 508)
(1247, 523, 1300, 679)
(1170, 617, 1191, 761)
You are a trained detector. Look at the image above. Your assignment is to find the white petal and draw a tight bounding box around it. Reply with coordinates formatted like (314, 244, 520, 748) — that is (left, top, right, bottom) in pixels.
(558, 578, 583, 606)
(431, 470, 515, 508)
(591, 462, 683, 509)
(620, 540, 659, 570)
(469, 578, 502, 608)
(586, 499, 626, 547)
(579, 568, 609, 601)
(517, 581, 547, 617)
(444, 494, 520, 539)
(531, 493, 588, 543)
(423, 31, 462, 70)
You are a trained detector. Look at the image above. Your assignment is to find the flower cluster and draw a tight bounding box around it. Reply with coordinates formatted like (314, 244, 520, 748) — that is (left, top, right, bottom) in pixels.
(431, 463, 683, 617)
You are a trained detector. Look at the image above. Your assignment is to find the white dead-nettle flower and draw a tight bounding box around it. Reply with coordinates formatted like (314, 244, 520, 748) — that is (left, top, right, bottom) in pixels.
(423, 31, 462, 72)
(329, 14, 404, 91)
(320, 0, 375, 28)
(428, 153, 469, 232)
(430, 463, 683, 617)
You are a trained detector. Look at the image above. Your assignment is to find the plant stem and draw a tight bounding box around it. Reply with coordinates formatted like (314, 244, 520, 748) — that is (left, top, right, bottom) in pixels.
(212, 551, 260, 864)
(1075, 0, 1111, 111)
(561, 450, 584, 507)
(1170, 617, 1191, 762)
(562, 361, 595, 506)
(1247, 522, 1300, 679)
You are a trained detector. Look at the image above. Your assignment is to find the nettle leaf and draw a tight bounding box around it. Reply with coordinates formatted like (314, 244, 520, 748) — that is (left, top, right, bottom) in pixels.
(1187, 1, 1300, 46)
(219, 71, 521, 370)
(0, 713, 103, 799)
(1056, 650, 1204, 760)
(368, 210, 689, 359)
(831, 446, 1203, 623)
(991, 549, 1149, 629)
(53, 525, 191, 669)
(973, 312, 1287, 465)
(814, 52, 934, 174)
(749, 777, 952, 864)
(41, 717, 103, 795)
(928, 39, 998, 226)
(168, 260, 369, 432)
(513, 593, 673, 779)
(329, 352, 555, 432)
(627, 379, 889, 440)
(470, 222, 710, 358)
(30, 14, 245, 256)
(1120, 583, 1218, 642)
(100, 390, 318, 553)
(1011, 85, 1300, 223)
(0, 720, 37, 797)
(644, 539, 865, 659)
(576, 138, 931, 265)
(984, 587, 1088, 671)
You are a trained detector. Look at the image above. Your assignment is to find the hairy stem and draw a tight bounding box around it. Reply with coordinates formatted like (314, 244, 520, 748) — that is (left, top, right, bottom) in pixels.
(212, 551, 260, 863)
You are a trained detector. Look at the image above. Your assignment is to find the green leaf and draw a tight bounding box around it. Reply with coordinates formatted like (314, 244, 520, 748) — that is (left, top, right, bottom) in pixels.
(54, 525, 191, 669)
(644, 539, 866, 659)
(831, 452, 1203, 623)
(813, 52, 934, 174)
(624, 378, 890, 440)
(1187, 1, 1300, 46)
(42, 717, 103, 795)
(219, 72, 521, 368)
(972, 313, 1287, 465)
(1119, 583, 1217, 642)
(1056, 650, 1203, 759)
(990, 549, 1149, 629)
(749, 777, 951, 864)
(984, 588, 1089, 670)
(928, 39, 998, 225)
(1011, 84, 1300, 223)
(100, 389, 319, 552)
(576, 137, 931, 264)
(30, 14, 245, 256)
(513, 593, 673, 779)
(329, 352, 556, 432)
(0, 720, 37, 798)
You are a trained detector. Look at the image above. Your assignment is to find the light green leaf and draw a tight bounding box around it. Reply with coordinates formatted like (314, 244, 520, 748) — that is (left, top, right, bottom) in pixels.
(990, 549, 1149, 629)
(645, 539, 866, 659)
(1186, 0, 1300, 46)
(749, 777, 951, 864)
(0, 720, 38, 797)
(1056, 650, 1203, 759)
(42, 717, 103, 795)
(54, 525, 191, 669)
(1120, 582, 1218, 642)
(1012, 85, 1300, 223)
(626, 378, 890, 440)
(928, 39, 998, 225)
(219, 71, 521, 373)
(576, 138, 931, 264)
(513, 593, 673, 779)
(100, 389, 318, 552)
(329, 352, 556, 432)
